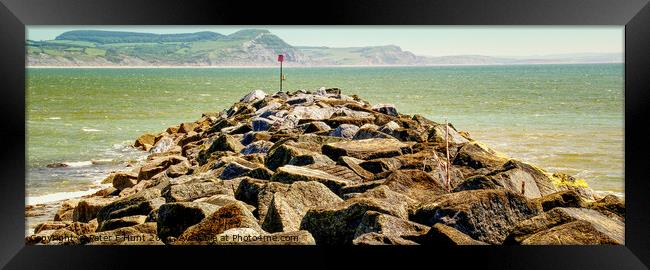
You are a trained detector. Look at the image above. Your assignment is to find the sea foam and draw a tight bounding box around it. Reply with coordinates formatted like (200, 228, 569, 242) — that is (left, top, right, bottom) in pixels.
(26, 187, 106, 205)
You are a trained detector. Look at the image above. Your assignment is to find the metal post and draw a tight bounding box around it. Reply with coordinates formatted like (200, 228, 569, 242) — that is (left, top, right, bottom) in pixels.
(280, 61, 283, 92)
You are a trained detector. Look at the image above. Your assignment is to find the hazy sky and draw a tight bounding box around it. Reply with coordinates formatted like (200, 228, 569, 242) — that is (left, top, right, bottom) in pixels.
(27, 26, 623, 57)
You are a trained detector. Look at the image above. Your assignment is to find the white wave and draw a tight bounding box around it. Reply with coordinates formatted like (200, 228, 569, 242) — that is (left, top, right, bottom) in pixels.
(63, 161, 93, 167)
(91, 159, 115, 165)
(200, 93, 211, 96)
(26, 188, 104, 205)
(594, 190, 625, 199)
(82, 127, 103, 132)
(47, 117, 62, 120)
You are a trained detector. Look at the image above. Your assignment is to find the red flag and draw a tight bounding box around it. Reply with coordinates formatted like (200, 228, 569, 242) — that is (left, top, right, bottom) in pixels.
(278, 54, 284, 62)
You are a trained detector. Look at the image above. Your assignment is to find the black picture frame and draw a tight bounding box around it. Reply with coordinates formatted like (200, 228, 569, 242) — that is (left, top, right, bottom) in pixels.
(1, 0, 649, 269)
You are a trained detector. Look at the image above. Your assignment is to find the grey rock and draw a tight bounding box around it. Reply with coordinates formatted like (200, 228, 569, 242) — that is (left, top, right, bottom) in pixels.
(353, 211, 428, 243)
(329, 124, 360, 139)
(96, 189, 165, 224)
(252, 117, 275, 131)
(262, 181, 343, 232)
(163, 181, 233, 202)
(371, 104, 398, 116)
(241, 140, 274, 155)
(240, 90, 267, 103)
(412, 189, 540, 244)
(505, 207, 624, 245)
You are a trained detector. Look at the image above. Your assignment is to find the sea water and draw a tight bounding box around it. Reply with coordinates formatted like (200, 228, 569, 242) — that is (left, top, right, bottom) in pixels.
(26, 64, 624, 204)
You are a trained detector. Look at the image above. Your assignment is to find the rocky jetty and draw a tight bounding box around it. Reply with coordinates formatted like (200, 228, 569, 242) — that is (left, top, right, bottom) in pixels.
(26, 88, 625, 245)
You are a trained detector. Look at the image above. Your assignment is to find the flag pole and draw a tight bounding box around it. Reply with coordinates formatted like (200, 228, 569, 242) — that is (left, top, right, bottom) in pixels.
(278, 54, 285, 92)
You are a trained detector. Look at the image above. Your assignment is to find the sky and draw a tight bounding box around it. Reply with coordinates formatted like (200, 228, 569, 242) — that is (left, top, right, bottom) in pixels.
(26, 26, 623, 57)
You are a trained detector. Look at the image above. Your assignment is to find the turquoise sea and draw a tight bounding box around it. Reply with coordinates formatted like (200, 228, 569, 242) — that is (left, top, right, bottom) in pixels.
(26, 64, 624, 203)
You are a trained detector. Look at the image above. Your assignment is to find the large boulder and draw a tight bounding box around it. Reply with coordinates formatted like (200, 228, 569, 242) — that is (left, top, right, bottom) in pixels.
(252, 117, 275, 131)
(531, 190, 587, 212)
(322, 138, 411, 161)
(234, 178, 269, 206)
(371, 104, 398, 116)
(288, 153, 335, 167)
(265, 144, 317, 170)
(240, 90, 267, 103)
(166, 160, 191, 178)
(175, 202, 263, 244)
(246, 167, 274, 180)
(271, 165, 354, 195)
(587, 194, 625, 221)
(329, 124, 360, 139)
(207, 134, 245, 154)
(54, 199, 80, 221)
(297, 134, 348, 145)
(178, 122, 198, 133)
(98, 215, 148, 232)
(96, 189, 165, 224)
(353, 127, 393, 140)
(412, 189, 540, 244)
(354, 186, 416, 219)
(178, 131, 202, 146)
(305, 163, 364, 183)
(163, 180, 233, 202)
(241, 131, 272, 145)
(150, 136, 175, 154)
(505, 207, 624, 245)
(235, 178, 290, 221)
(452, 141, 509, 170)
(73, 197, 116, 223)
(353, 211, 428, 245)
(112, 171, 139, 190)
(381, 170, 448, 203)
(301, 121, 331, 133)
(138, 155, 187, 180)
(383, 127, 428, 142)
(134, 133, 157, 151)
(241, 140, 274, 155)
(322, 116, 376, 129)
(289, 106, 337, 120)
(351, 232, 418, 245)
(262, 181, 343, 232)
(428, 124, 470, 144)
(419, 223, 488, 245)
(337, 156, 374, 180)
(300, 194, 413, 245)
(219, 161, 259, 180)
(156, 202, 220, 241)
(453, 160, 556, 199)
(358, 157, 401, 174)
(340, 180, 386, 195)
(194, 194, 256, 212)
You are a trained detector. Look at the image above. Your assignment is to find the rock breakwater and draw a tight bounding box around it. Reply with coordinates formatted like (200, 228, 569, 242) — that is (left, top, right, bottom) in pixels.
(26, 88, 625, 245)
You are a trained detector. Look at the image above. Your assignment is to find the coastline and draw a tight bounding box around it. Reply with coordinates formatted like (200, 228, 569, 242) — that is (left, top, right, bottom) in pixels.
(26, 61, 623, 69)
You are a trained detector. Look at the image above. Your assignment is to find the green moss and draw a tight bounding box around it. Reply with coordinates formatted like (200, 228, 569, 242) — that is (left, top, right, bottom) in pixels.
(549, 173, 590, 189)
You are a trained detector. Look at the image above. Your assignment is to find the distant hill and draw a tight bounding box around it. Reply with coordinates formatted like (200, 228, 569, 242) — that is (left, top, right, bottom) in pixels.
(55, 30, 225, 44)
(26, 29, 623, 67)
(298, 45, 425, 65)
